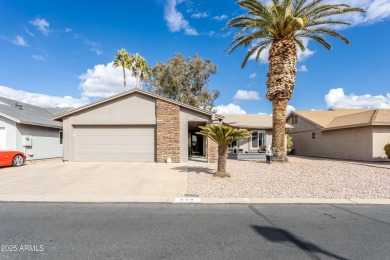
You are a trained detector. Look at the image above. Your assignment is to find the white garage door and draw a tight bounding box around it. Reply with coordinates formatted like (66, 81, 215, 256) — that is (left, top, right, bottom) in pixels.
(73, 126, 155, 162)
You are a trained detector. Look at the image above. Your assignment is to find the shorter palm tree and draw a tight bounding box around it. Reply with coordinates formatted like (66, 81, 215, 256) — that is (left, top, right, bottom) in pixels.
(197, 125, 251, 178)
(113, 49, 131, 90)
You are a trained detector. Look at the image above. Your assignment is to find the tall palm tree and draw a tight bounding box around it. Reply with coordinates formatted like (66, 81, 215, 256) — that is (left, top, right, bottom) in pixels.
(129, 53, 152, 89)
(225, 0, 364, 162)
(113, 49, 131, 90)
(197, 125, 250, 178)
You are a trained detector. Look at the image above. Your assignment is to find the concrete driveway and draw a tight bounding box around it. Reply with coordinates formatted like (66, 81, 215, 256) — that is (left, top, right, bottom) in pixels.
(0, 160, 188, 202)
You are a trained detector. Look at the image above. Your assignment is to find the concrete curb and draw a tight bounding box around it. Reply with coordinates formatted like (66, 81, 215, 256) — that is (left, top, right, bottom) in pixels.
(1, 196, 390, 205)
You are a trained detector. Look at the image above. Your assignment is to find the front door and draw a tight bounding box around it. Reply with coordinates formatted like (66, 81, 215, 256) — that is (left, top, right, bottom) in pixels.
(189, 132, 203, 155)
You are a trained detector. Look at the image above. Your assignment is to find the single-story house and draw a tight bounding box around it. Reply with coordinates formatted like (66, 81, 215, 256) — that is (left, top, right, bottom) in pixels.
(223, 114, 293, 153)
(0, 97, 67, 160)
(53, 89, 223, 163)
(287, 109, 390, 161)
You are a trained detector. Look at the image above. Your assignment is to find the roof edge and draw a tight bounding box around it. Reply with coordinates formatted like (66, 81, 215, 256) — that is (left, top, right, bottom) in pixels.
(18, 121, 63, 129)
(323, 123, 373, 131)
(53, 89, 223, 120)
(291, 111, 326, 128)
(0, 113, 20, 123)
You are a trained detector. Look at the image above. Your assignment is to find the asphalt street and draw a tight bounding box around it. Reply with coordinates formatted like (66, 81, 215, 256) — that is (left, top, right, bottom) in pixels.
(0, 203, 389, 260)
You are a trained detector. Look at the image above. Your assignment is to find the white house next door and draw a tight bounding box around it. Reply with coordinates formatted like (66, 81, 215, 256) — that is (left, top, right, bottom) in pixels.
(0, 127, 6, 150)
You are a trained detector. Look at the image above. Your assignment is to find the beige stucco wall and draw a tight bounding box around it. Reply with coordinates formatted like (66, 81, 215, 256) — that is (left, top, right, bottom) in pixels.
(62, 93, 156, 161)
(180, 108, 212, 162)
(290, 126, 374, 161)
(372, 126, 390, 161)
(65, 93, 156, 125)
(287, 115, 319, 133)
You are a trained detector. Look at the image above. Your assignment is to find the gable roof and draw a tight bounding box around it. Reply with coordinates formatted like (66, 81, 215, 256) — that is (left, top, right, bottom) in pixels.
(0, 97, 66, 129)
(53, 89, 223, 121)
(222, 114, 293, 129)
(290, 109, 390, 130)
(290, 109, 369, 128)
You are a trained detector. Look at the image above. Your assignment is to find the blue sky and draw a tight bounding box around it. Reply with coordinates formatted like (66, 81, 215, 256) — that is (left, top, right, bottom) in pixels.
(1, 0, 390, 114)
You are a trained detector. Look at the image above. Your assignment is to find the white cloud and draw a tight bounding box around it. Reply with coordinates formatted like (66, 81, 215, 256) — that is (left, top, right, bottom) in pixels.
(298, 65, 308, 72)
(325, 88, 390, 109)
(213, 103, 247, 114)
(79, 62, 137, 98)
(191, 12, 208, 18)
(29, 17, 50, 35)
(12, 36, 28, 47)
(249, 73, 257, 79)
(91, 48, 103, 55)
(297, 39, 315, 61)
(324, 0, 390, 25)
(24, 27, 34, 37)
(286, 104, 296, 115)
(0, 86, 88, 108)
(213, 15, 228, 21)
(83, 40, 103, 55)
(233, 90, 261, 101)
(164, 0, 198, 36)
(32, 54, 46, 61)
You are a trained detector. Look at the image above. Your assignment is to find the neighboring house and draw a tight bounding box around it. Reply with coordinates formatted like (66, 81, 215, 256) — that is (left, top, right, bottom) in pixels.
(53, 89, 222, 163)
(223, 114, 293, 153)
(287, 109, 390, 161)
(0, 97, 67, 160)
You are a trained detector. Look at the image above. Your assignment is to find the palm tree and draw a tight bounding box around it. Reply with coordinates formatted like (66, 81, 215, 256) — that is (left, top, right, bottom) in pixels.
(113, 49, 131, 90)
(129, 53, 152, 89)
(225, 0, 364, 162)
(197, 125, 250, 178)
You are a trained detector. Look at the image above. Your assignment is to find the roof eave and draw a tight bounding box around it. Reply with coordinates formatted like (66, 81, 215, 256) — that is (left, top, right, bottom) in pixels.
(0, 112, 21, 123)
(323, 123, 372, 131)
(18, 121, 63, 129)
(53, 89, 222, 120)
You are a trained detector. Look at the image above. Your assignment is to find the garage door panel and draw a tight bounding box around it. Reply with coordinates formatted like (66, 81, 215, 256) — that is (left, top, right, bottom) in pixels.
(74, 126, 155, 162)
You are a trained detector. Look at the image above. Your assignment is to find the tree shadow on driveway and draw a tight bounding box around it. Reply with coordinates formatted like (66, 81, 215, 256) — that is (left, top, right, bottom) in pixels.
(171, 166, 215, 175)
(251, 225, 348, 260)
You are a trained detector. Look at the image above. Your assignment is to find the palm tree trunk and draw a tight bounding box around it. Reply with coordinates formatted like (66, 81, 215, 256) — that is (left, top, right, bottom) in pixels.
(122, 66, 127, 91)
(215, 145, 230, 178)
(272, 99, 288, 162)
(136, 71, 139, 89)
(266, 38, 297, 162)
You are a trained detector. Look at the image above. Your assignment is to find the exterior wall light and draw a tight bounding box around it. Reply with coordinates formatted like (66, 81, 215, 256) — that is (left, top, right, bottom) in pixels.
(312, 132, 317, 139)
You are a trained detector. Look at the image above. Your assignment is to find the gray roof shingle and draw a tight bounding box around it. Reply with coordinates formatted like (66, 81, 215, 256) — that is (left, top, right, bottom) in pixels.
(0, 97, 67, 129)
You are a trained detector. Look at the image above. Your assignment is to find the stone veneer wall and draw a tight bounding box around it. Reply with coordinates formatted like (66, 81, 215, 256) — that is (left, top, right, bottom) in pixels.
(156, 99, 180, 163)
(207, 137, 218, 163)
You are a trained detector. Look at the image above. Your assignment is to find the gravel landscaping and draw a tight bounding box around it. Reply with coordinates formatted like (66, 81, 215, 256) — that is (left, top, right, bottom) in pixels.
(187, 156, 390, 199)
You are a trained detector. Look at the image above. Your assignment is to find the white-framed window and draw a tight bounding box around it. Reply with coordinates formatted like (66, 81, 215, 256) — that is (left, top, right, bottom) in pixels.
(59, 131, 63, 146)
(251, 130, 265, 149)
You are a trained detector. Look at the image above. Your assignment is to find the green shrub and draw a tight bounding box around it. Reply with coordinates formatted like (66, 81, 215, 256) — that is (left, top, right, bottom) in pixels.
(384, 143, 390, 159)
(287, 135, 293, 155)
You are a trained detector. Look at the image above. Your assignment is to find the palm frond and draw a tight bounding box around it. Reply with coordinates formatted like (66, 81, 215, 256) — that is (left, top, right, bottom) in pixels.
(225, 0, 365, 67)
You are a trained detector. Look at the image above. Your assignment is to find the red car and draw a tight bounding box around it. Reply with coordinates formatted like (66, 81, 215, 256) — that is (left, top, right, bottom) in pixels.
(0, 151, 26, 167)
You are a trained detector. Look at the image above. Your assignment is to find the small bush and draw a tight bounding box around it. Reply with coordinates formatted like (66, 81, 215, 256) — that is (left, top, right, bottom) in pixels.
(287, 135, 293, 155)
(384, 143, 390, 159)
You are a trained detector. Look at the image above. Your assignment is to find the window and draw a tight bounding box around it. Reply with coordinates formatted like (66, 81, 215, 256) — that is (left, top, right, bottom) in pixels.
(251, 131, 265, 149)
(228, 140, 238, 148)
(59, 131, 63, 145)
(291, 115, 299, 124)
